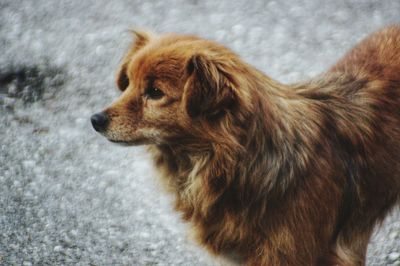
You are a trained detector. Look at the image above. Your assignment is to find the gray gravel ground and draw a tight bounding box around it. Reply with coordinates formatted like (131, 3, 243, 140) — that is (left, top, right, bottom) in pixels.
(0, 0, 399, 265)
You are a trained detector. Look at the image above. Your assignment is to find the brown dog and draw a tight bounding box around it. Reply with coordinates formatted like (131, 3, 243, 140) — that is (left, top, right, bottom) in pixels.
(91, 26, 400, 265)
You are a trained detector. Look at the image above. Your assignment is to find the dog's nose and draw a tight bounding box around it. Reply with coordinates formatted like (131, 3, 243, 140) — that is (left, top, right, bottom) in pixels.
(91, 112, 109, 132)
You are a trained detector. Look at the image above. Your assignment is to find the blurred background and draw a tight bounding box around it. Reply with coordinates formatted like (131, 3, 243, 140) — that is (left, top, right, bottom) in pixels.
(0, 0, 399, 265)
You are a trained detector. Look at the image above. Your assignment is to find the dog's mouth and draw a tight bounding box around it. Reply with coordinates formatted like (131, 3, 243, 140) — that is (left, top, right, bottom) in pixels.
(108, 138, 149, 146)
(94, 129, 149, 146)
(108, 139, 136, 146)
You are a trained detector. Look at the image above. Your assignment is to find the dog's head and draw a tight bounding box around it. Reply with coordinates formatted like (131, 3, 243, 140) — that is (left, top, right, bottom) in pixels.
(91, 30, 251, 145)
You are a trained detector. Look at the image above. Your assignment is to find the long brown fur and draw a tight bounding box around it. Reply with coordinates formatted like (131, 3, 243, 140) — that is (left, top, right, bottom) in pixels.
(93, 26, 400, 265)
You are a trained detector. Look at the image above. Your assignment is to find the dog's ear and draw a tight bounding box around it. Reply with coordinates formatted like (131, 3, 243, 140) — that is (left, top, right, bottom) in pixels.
(183, 54, 236, 118)
(116, 64, 129, 91)
(129, 29, 153, 51)
(116, 30, 153, 91)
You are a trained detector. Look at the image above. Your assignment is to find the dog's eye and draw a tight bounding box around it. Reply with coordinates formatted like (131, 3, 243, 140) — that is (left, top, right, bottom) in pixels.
(144, 86, 165, 100)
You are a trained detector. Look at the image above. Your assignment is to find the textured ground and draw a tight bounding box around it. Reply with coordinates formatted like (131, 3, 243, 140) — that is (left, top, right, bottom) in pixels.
(0, 0, 399, 265)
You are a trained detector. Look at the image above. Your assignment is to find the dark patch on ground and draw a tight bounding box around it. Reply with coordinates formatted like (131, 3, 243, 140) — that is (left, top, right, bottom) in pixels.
(0, 64, 66, 105)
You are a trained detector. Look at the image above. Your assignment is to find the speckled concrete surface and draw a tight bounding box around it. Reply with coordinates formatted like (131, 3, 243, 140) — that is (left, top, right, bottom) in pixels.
(0, 0, 399, 265)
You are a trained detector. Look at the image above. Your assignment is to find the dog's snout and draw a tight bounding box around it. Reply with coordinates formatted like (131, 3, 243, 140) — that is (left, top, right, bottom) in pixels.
(91, 112, 109, 132)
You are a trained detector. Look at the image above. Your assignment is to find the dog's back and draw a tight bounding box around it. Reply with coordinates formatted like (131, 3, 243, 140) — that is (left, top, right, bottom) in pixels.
(332, 25, 400, 81)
